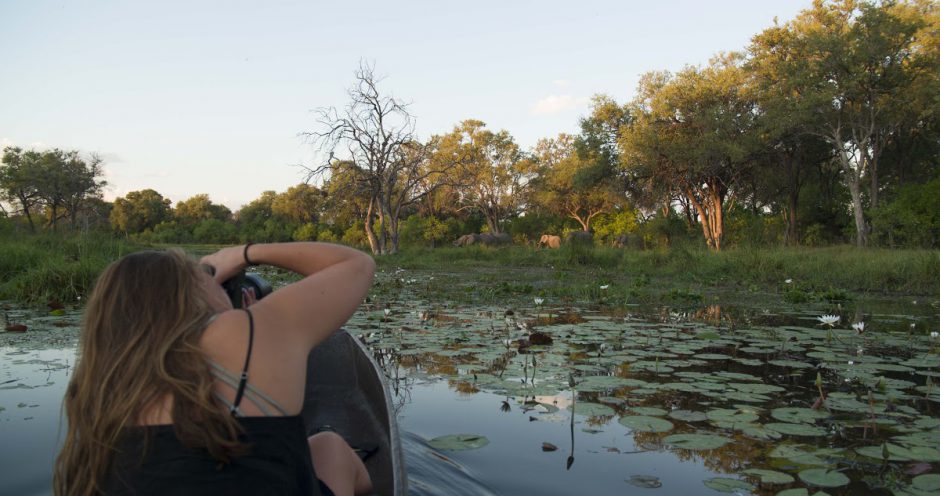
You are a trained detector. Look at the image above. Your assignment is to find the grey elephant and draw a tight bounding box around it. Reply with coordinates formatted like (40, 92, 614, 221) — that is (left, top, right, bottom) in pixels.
(565, 231, 594, 245)
(479, 232, 511, 245)
(453, 233, 481, 247)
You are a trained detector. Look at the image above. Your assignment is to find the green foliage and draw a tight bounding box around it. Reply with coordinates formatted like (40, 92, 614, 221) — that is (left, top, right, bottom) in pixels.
(192, 219, 238, 244)
(592, 209, 639, 245)
(292, 222, 318, 241)
(871, 177, 940, 248)
(0, 233, 137, 305)
(110, 189, 172, 234)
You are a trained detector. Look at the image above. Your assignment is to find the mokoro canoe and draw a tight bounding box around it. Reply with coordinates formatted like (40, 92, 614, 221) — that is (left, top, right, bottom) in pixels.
(303, 329, 406, 496)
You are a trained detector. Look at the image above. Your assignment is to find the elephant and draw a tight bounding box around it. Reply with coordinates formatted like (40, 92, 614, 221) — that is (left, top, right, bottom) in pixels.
(538, 234, 561, 249)
(453, 233, 481, 247)
(565, 231, 594, 245)
(479, 232, 511, 245)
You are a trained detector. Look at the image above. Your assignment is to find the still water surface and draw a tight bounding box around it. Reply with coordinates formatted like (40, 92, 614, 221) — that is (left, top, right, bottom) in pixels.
(1, 274, 938, 496)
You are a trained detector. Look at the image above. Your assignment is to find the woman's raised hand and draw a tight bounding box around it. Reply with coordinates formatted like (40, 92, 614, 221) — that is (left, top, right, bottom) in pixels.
(200, 245, 249, 284)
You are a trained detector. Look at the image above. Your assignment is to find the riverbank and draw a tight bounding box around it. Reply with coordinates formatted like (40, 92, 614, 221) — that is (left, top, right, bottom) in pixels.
(1, 234, 937, 306)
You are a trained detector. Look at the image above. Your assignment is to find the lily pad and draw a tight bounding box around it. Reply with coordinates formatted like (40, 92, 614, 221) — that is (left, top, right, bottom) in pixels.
(771, 407, 829, 424)
(626, 475, 662, 489)
(668, 410, 708, 422)
(765, 422, 827, 436)
(707, 408, 759, 424)
(428, 434, 490, 451)
(912, 474, 940, 492)
(629, 406, 668, 416)
(798, 468, 849, 488)
(703, 478, 755, 493)
(740, 469, 794, 484)
(567, 402, 615, 417)
(664, 433, 731, 450)
(618, 415, 674, 433)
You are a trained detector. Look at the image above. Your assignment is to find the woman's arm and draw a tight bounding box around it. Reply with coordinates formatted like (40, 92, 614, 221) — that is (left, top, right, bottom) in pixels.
(200, 242, 375, 416)
(202, 242, 375, 349)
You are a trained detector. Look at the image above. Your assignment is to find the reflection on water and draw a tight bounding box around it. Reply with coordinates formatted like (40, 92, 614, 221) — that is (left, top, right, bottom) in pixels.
(2, 283, 939, 495)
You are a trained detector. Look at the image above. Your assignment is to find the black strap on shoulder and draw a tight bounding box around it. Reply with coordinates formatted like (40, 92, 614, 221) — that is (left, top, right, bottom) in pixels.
(230, 308, 254, 415)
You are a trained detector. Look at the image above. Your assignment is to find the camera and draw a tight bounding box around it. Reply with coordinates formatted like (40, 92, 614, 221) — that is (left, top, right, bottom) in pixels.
(221, 271, 273, 309)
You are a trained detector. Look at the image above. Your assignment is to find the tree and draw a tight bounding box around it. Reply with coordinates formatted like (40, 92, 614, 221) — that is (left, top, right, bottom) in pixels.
(531, 134, 621, 231)
(110, 189, 173, 234)
(750, 0, 935, 246)
(302, 63, 451, 254)
(429, 120, 533, 234)
(0, 147, 105, 231)
(271, 183, 325, 224)
(621, 54, 758, 251)
(174, 194, 231, 225)
(0, 147, 43, 231)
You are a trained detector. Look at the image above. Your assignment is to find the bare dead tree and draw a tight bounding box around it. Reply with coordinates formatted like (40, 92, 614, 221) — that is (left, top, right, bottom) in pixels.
(300, 62, 453, 254)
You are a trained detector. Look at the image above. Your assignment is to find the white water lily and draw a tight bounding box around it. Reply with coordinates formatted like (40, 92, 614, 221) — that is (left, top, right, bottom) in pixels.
(785, 279, 793, 284)
(851, 322, 865, 334)
(856, 347, 864, 356)
(534, 297, 544, 306)
(848, 360, 854, 365)
(384, 308, 391, 317)
(931, 331, 939, 339)
(816, 314, 840, 327)
(600, 284, 609, 290)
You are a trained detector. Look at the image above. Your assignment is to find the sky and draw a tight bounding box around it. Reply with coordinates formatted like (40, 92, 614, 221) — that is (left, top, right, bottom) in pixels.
(0, 0, 812, 210)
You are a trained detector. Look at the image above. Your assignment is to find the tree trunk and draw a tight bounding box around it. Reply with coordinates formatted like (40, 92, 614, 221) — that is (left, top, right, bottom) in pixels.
(785, 189, 800, 246)
(847, 176, 868, 247)
(364, 198, 380, 254)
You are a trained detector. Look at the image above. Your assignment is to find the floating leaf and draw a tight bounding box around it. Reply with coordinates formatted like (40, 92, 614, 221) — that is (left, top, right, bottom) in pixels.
(740, 469, 794, 484)
(765, 422, 827, 436)
(618, 415, 674, 433)
(567, 402, 615, 417)
(912, 474, 940, 492)
(428, 434, 490, 451)
(626, 475, 662, 489)
(798, 468, 849, 488)
(707, 408, 759, 424)
(629, 406, 668, 416)
(664, 433, 731, 450)
(770, 407, 829, 424)
(703, 478, 755, 493)
(668, 410, 708, 422)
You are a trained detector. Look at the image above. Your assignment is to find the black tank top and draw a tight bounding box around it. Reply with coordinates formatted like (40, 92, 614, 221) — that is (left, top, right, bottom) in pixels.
(103, 310, 330, 495)
(104, 415, 324, 496)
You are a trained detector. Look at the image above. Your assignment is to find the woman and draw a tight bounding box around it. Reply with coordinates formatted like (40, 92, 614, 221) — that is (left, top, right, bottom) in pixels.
(54, 242, 376, 496)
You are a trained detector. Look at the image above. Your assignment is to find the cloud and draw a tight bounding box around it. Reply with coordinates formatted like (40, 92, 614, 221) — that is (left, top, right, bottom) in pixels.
(530, 95, 588, 116)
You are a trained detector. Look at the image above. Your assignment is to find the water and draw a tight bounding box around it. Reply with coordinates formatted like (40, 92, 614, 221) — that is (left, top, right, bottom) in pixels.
(1, 279, 939, 496)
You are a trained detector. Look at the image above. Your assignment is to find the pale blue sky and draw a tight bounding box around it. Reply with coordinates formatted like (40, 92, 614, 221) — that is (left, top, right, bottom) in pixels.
(1, 0, 811, 210)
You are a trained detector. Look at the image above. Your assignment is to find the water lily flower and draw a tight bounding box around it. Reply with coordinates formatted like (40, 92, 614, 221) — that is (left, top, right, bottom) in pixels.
(931, 331, 939, 340)
(785, 279, 793, 284)
(534, 297, 544, 306)
(600, 284, 609, 290)
(852, 322, 865, 334)
(816, 315, 840, 327)
(856, 347, 864, 356)
(848, 360, 854, 365)
(384, 308, 391, 317)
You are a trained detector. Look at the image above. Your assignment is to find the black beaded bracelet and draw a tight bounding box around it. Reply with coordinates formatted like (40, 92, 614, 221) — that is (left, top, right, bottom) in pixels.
(243, 242, 258, 266)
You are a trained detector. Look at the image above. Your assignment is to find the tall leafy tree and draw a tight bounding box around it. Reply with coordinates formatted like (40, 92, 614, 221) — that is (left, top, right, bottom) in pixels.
(0, 147, 44, 231)
(622, 55, 758, 251)
(429, 120, 533, 234)
(750, 0, 934, 246)
(174, 194, 231, 225)
(531, 134, 620, 231)
(110, 189, 172, 234)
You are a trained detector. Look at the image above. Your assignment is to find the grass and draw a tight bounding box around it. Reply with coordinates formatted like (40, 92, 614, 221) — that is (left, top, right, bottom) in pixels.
(378, 244, 940, 296)
(0, 233, 139, 306)
(2, 233, 937, 307)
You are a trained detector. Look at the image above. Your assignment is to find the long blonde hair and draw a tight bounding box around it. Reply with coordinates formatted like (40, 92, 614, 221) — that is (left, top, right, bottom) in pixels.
(54, 249, 244, 496)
